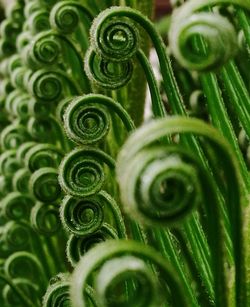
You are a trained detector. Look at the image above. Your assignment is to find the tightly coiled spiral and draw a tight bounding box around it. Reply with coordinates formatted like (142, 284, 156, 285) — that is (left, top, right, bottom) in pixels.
(66, 224, 118, 267)
(1, 192, 32, 221)
(30, 202, 61, 235)
(59, 147, 115, 198)
(90, 7, 139, 62)
(26, 10, 50, 35)
(116, 116, 242, 227)
(118, 145, 201, 226)
(29, 167, 62, 203)
(43, 273, 71, 307)
(25, 30, 85, 75)
(60, 194, 104, 237)
(43, 274, 96, 307)
(70, 240, 187, 307)
(25, 143, 63, 173)
(84, 48, 133, 90)
(117, 116, 246, 306)
(28, 69, 62, 102)
(63, 94, 135, 145)
(168, 0, 250, 71)
(1, 124, 29, 151)
(49, 1, 94, 34)
(60, 190, 126, 237)
(3, 221, 31, 252)
(26, 31, 61, 68)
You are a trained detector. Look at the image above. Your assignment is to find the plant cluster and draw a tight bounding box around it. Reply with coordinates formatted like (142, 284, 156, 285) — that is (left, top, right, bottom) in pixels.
(0, 0, 250, 306)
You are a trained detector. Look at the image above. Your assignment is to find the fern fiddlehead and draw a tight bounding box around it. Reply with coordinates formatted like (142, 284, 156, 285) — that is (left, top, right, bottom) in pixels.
(49, 1, 94, 35)
(88, 6, 187, 116)
(42, 273, 71, 307)
(63, 94, 135, 145)
(26, 9, 50, 35)
(30, 202, 61, 235)
(61, 190, 125, 238)
(169, 0, 250, 71)
(29, 167, 62, 203)
(1, 124, 30, 151)
(43, 273, 98, 307)
(169, 0, 250, 191)
(24, 144, 63, 172)
(70, 240, 188, 307)
(27, 68, 80, 103)
(59, 147, 115, 198)
(1, 192, 33, 221)
(66, 224, 119, 268)
(117, 116, 246, 306)
(0, 0, 249, 306)
(85, 47, 134, 90)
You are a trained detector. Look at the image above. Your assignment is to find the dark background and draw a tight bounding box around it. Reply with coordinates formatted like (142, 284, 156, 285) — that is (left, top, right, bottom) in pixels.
(156, 0, 171, 17)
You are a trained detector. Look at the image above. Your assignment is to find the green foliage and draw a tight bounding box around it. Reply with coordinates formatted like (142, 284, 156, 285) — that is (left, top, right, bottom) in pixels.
(0, 0, 250, 306)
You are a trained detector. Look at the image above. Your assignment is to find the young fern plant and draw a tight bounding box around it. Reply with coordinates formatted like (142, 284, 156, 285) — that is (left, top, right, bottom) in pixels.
(0, 0, 249, 306)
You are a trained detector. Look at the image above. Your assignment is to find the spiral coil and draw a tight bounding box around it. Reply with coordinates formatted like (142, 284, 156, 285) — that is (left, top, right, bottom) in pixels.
(168, 0, 250, 71)
(70, 240, 188, 307)
(59, 147, 115, 198)
(63, 94, 135, 145)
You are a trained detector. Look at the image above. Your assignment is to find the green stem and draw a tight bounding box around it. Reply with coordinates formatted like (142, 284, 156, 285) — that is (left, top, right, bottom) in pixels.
(220, 61, 250, 139)
(183, 215, 214, 299)
(136, 49, 167, 117)
(200, 72, 250, 191)
(31, 235, 56, 278)
(152, 228, 199, 306)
